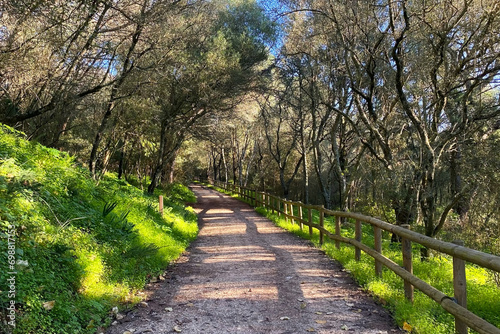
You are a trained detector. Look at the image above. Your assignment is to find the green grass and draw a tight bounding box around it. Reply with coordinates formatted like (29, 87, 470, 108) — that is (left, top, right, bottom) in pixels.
(0, 124, 198, 333)
(249, 204, 500, 334)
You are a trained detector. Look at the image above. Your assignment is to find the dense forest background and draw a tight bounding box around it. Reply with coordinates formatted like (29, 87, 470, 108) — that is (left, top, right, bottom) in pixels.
(1, 0, 500, 254)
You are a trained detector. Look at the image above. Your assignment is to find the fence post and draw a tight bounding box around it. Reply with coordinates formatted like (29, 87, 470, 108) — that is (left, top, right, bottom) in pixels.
(262, 193, 266, 208)
(402, 224, 414, 303)
(335, 216, 341, 249)
(284, 202, 289, 222)
(374, 226, 383, 276)
(278, 199, 282, 217)
(290, 203, 295, 224)
(299, 204, 303, 231)
(308, 208, 313, 236)
(159, 195, 164, 216)
(355, 219, 362, 261)
(453, 240, 467, 334)
(319, 206, 325, 245)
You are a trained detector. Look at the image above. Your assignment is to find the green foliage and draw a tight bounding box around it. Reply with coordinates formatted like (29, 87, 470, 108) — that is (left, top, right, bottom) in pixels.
(163, 183, 197, 204)
(255, 205, 500, 334)
(0, 126, 198, 333)
(215, 0, 277, 67)
(102, 202, 118, 217)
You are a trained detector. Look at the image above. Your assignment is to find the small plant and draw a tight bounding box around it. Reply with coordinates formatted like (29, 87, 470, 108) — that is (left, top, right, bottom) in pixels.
(122, 243, 160, 259)
(102, 201, 118, 217)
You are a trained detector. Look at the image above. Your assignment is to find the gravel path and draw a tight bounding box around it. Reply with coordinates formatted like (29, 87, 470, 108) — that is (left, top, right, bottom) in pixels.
(106, 185, 404, 334)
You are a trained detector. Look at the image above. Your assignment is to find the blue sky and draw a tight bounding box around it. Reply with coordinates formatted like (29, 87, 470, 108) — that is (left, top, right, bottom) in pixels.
(257, 0, 287, 54)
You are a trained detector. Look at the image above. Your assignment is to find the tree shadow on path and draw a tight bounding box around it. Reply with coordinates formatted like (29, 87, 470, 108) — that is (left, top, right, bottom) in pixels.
(106, 185, 403, 334)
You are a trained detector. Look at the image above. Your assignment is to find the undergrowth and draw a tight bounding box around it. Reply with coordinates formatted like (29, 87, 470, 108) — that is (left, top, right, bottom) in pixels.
(0, 124, 198, 333)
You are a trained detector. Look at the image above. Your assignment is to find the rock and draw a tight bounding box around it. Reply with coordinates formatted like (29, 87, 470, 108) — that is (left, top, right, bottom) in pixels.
(42, 300, 55, 310)
(116, 313, 125, 320)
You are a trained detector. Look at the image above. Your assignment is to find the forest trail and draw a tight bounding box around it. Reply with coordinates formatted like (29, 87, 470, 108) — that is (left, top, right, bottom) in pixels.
(106, 185, 404, 334)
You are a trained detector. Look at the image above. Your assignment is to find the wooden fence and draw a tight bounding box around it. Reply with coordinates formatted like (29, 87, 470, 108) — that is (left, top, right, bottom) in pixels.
(211, 181, 500, 334)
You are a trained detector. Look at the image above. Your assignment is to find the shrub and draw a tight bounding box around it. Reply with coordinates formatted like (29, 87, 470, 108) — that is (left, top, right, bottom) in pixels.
(0, 125, 198, 333)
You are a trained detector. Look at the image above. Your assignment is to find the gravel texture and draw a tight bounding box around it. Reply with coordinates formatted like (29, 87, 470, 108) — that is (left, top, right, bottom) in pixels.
(106, 185, 404, 334)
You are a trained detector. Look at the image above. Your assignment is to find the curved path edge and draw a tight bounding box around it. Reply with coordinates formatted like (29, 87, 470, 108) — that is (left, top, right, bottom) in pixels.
(106, 184, 404, 334)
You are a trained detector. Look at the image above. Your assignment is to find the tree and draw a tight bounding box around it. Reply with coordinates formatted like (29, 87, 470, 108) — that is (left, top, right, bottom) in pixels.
(281, 0, 500, 251)
(144, 0, 276, 192)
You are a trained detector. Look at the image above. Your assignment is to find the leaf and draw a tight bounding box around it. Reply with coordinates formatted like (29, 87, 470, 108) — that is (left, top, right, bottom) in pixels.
(315, 320, 327, 324)
(315, 311, 323, 315)
(173, 325, 182, 332)
(280, 316, 290, 320)
(43, 300, 55, 310)
(306, 328, 316, 332)
(341, 324, 349, 330)
(403, 322, 413, 332)
(165, 307, 173, 312)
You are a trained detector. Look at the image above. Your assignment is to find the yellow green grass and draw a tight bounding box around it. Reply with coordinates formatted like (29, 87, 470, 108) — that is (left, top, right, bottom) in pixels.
(250, 201, 500, 334)
(0, 125, 198, 333)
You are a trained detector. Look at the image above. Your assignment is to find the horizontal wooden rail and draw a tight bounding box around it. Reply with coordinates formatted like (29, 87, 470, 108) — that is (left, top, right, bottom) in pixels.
(211, 181, 500, 334)
(322, 209, 500, 273)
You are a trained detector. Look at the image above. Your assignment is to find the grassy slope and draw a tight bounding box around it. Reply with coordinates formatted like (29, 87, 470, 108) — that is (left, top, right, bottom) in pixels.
(210, 185, 500, 334)
(0, 125, 198, 333)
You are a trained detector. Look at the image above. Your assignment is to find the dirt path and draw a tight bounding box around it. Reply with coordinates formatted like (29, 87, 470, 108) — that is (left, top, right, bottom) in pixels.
(106, 185, 404, 334)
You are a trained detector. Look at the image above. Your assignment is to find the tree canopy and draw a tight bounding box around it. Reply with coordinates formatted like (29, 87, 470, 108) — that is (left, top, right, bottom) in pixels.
(1, 0, 500, 254)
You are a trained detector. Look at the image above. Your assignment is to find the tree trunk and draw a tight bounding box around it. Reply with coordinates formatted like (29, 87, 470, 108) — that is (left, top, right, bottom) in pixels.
(148, 120, 168, 193)
(222, 147, 228, 182)
(117, 138, 127, 179)
(88, 17, 143, 177)
(89, 92, 116, 176)
(450, 143, 469, 219)
(302, 150, 309, 204)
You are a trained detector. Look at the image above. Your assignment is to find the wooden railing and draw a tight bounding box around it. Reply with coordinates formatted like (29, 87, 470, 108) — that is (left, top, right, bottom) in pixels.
(211, 181, 500, 334)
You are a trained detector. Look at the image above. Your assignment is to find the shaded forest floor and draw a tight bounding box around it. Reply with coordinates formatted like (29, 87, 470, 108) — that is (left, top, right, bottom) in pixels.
(106, 185, 403, 334)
